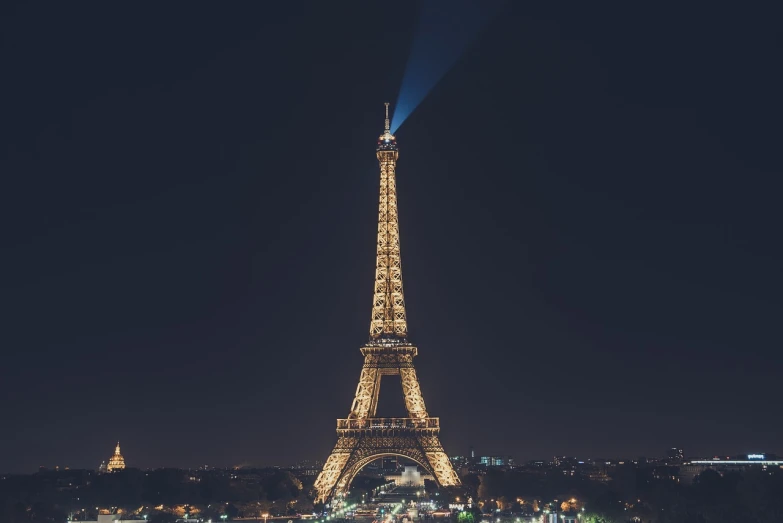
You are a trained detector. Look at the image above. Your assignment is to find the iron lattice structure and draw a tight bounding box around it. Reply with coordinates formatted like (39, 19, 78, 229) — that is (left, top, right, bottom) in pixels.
(314, 104, 460, 503)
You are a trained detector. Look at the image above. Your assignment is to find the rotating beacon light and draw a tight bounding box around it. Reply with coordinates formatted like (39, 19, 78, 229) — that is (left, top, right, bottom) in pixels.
(377, 102, 398, 153)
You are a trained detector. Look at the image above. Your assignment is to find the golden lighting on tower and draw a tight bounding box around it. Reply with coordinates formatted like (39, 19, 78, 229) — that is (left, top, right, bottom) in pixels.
(370, 102, 407, 339)
(313, 104, 460, 503)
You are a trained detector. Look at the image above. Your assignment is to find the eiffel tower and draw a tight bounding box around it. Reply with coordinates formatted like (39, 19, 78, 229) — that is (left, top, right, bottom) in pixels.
(314, 104, 461, 503)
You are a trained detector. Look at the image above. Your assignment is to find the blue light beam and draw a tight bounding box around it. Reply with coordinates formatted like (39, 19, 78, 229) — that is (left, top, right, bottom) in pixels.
(391, 0, 505, 134)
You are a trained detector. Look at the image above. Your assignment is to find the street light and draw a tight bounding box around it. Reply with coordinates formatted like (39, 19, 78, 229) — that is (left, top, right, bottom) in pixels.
(263, 513, 270, 523)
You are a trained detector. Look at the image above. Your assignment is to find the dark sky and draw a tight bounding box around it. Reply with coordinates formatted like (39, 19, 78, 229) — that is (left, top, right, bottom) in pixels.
(2, 2, 782, 473)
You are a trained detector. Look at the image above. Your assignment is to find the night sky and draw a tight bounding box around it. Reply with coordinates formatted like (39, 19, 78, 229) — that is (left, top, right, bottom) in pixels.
(2, 2, 782, 473)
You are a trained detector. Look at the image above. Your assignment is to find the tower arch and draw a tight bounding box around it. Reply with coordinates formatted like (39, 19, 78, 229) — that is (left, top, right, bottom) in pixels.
(334, 452, 436, 498)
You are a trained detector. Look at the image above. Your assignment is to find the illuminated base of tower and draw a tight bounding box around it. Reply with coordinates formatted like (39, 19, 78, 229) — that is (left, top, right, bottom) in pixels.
(314, 422, 459, 502)
(314, 342, 460, 503)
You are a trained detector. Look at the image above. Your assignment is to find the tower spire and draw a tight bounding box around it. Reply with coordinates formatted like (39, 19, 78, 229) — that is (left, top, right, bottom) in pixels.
(371, 103, 405, 339)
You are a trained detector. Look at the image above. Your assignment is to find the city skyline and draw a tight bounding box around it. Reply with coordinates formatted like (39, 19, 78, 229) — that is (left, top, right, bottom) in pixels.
(27, 438, 779, 472)
(2, 2, 782, 474)
(23, 443, 783, 477)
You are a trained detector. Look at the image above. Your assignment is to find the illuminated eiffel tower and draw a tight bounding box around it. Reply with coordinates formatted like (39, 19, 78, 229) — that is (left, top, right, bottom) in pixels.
(314, 104, 460, 502)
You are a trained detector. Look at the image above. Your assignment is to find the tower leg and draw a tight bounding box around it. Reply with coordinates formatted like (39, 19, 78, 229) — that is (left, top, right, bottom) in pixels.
(399, 367, 428, 419)
(349, 366, 380, 419)
(314, 436, 357, 503)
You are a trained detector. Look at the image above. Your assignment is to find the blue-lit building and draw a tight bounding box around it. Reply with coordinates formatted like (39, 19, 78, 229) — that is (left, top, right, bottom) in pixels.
(480, 456, 508, 467)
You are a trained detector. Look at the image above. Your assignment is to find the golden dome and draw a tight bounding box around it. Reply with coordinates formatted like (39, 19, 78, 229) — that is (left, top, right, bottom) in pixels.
(106, 441, 126, 471)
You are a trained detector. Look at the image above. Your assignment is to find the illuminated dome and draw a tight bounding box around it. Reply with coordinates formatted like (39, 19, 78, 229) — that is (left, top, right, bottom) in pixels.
(106, 441, 126, 471)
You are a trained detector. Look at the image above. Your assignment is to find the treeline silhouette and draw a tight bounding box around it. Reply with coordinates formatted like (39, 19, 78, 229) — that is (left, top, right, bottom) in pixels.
(469, 466, 783, 523)
(3, 465, 783, 523)
(0, 467, 315, 522)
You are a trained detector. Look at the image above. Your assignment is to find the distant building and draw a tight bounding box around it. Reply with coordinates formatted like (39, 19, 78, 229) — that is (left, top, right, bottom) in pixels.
(585, 469, 611, 483)
(106, 442, 126, 472)
(384, 465, 432, 487)
(680, 454, 783, 484)
(553, 456, 579, 467)
(480, 456, 507, 467)
(667, 448, 684, 463)
(449, 455, 468, 470)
